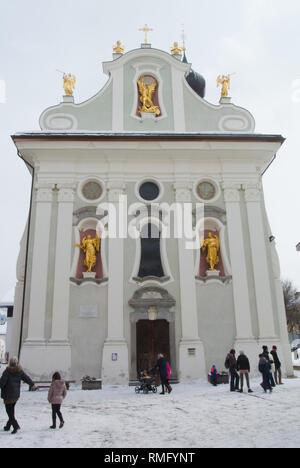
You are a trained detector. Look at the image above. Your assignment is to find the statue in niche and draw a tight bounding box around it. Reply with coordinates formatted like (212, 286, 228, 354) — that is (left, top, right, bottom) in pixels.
(137, 76, 161, 116)
(201, 232, 220, 271)
(75, 234, 100, 273)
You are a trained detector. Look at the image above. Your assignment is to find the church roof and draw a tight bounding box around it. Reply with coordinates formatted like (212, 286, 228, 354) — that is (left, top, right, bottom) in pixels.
(183, 52, 206, 99)
(12, 131, 285, 143)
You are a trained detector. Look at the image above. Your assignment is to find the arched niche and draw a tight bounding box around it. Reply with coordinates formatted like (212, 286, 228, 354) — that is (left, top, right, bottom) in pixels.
(70, 217, 108, 285)
(195, 217, 232, 282)
(130, 215, 173, 285)
(136, 74, 160, 117)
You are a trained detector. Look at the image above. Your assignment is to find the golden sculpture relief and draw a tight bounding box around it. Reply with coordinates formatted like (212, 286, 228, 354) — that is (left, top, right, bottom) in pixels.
(171, 42, 182, 55)
(217, 74, 231, 98)
(75, 234, 100, 273)
(62, 73, 76, 96)
(113, 40, 124, 54)
(201, 232, 220, 271)
(137, 76, 161, 116)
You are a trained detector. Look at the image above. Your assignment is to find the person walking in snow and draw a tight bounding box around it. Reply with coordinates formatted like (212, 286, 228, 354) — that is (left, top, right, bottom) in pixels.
(270, 345, 283, 385)
(0, 357, 37, 434)
(225, 349, 240, 392)
(48, 372, 67, 429)
(259, 354, 272, 393)
(151, 354, 172, 395)
(236, 351, 253, 393)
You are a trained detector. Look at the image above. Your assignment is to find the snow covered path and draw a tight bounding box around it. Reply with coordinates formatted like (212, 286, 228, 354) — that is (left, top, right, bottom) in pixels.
(1, 376, 300, 448)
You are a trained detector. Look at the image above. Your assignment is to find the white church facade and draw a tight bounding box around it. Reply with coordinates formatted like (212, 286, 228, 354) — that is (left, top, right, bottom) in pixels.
(9, 39, 293, 383)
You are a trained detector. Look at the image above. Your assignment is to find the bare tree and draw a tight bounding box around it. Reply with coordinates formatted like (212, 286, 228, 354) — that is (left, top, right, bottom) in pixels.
(282, 279, 300, 341)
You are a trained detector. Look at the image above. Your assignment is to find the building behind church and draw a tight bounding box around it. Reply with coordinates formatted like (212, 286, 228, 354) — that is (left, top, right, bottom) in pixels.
(8, 36, 293, 383)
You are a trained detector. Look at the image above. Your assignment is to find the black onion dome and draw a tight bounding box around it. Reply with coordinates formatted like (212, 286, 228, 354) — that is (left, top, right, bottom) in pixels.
(183, 52, 206, 98)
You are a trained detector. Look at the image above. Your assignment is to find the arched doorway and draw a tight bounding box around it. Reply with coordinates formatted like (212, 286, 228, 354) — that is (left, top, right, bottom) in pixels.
(136, 319, 170, 372)
(129, 286, 176, 380)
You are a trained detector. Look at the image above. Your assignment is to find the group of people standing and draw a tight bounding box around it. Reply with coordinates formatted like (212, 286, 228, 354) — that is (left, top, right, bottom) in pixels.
(0, 357, 67, 435)
(223, 345, 283, 394)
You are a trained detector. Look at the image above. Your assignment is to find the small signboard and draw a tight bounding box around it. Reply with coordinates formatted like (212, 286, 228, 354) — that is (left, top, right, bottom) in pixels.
(79, 305, 98, 318)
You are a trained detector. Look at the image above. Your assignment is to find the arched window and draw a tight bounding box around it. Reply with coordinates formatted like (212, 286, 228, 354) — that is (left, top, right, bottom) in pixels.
(138, 223, 164, 278)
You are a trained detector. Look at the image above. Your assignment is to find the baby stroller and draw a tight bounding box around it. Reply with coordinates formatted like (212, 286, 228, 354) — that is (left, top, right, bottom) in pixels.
(135, 370, 158, 394)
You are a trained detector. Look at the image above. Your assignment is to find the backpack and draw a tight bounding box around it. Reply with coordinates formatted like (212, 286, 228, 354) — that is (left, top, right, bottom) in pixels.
(224, 357, 230, 369)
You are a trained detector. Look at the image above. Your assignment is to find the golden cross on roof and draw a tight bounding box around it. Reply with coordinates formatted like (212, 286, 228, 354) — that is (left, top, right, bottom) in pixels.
(139, 24, 153, 44)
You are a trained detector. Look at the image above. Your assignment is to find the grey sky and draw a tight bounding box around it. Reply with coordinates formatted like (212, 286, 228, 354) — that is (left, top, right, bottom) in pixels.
(0, 0, 300, 300)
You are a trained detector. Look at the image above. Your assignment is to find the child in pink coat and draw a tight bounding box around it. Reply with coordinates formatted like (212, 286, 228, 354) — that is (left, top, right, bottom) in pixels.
(166, 361, 172, 393)
(48, 372, 67, 429)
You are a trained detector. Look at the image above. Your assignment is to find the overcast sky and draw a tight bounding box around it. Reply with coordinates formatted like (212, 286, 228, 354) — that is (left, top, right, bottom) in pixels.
(0, 0, 300, 301)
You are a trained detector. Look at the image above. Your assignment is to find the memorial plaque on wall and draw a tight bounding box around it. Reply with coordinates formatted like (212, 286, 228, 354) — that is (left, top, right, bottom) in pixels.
(79, 305, 98, 318)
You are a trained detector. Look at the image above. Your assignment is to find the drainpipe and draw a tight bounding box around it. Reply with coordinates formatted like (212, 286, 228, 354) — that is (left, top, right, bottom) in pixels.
(16, 150, 35, 359)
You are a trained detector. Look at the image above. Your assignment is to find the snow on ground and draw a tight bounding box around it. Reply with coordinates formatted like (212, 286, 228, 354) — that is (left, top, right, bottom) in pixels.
(1, 375, 300, 449)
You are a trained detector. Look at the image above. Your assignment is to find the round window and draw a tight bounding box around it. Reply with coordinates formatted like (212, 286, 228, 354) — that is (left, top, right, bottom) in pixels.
(139, 182, 160, 201)
(82, 181, 103, 201)
(197, 181, 216, 201)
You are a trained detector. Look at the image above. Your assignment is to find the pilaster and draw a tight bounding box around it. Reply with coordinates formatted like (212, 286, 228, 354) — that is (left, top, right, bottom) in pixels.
(174, 182, 206, 380)
(50, 185, 75, 344)
(243, 182, 276, 340)
(102, 180, 129, 384)
(25, 185, 53, 342)
(223, 182, 254, 342)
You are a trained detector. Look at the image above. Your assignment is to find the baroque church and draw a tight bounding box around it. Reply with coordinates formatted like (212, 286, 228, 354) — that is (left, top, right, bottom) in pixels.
(7, 31, 293, 383)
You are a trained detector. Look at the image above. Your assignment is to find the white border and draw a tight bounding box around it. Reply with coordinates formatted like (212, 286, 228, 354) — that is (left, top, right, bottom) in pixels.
(218, 114, 251, 132)
(45, 113, 78, 131)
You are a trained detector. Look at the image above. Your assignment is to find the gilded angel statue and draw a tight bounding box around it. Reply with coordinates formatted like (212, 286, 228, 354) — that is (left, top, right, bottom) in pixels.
(201, 232, 220, 271)
(75, 234, 100, 273)
(137, 77, 161, 116)
(63, 73, 76, 96)
(217, 74, 230, 98)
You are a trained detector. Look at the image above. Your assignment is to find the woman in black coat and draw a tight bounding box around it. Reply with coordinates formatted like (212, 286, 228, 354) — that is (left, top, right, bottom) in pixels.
(0, 357, 36, 434)
(151, 354, 172, 395)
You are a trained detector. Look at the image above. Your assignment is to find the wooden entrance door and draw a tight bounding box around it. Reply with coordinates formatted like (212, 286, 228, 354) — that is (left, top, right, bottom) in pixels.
(136, 319, 170, 372)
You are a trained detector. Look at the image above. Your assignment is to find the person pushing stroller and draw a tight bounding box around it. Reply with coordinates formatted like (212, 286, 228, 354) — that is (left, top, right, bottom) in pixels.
(151, 354, 172, 395)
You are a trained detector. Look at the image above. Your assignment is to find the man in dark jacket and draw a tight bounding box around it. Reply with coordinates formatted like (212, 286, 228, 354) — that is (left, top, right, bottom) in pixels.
(236, 351, 253, 393)
(151, 354, 172, 395)
(270, 346, 283, 385)
(0, 357, 36, 434)
(262, 346, 276, 387)
(225, 349, 239, 392)
(259, 354, 272, 393)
